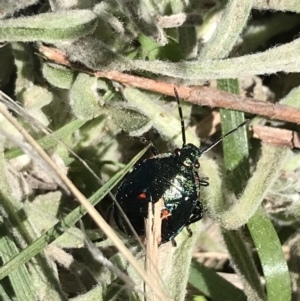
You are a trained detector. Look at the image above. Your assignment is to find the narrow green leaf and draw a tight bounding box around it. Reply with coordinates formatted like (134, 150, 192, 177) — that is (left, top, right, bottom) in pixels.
(217, 85, 300, 229)
(218, 79, 250, 194)
(248, 206, 291, 301)
(222, 230, 265, 300)
(218, 78, 265, 300)
(219, 78, 291, 301)
(0, 217, 35, 301)
(0, 284, 13, 301)
(0, 144, 149, 280)
(5, 119, 87, 160)
(242, 126, 292, 301)
(189, 260, 247, 301)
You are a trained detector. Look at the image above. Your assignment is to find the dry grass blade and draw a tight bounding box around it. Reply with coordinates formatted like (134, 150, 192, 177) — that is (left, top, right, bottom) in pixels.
(145, 199, 168, 301)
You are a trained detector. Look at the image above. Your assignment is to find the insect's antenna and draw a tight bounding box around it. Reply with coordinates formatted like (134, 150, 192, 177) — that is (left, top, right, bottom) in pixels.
(200, 119, 250, 155)
(174, 87, 186, 146)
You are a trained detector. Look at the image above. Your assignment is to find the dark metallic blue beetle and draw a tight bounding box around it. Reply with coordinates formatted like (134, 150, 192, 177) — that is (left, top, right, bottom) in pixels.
(114, 88, 248, 245)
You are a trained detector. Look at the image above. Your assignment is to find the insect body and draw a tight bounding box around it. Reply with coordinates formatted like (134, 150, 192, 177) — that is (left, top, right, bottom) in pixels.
(114, 88, 248, 244)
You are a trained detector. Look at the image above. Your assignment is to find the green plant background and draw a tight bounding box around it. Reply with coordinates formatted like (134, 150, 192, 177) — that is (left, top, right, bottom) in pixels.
(0, 0, 300, 300)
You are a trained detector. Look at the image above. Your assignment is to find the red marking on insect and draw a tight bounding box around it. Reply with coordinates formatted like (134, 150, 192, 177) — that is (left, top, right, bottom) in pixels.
(161, 208, 171, 220)
(137, 192, 147, 200)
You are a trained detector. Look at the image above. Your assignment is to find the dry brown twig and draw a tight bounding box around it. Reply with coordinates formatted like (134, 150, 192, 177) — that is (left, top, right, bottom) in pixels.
(38, 45, 300, 149)
(251, 125, 300, 149)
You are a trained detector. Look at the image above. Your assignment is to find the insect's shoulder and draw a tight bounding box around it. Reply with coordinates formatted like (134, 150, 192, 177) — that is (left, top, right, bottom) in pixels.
(133, 152, 175, 170)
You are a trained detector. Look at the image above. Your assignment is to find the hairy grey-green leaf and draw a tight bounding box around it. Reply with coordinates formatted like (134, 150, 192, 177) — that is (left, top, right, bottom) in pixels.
(42, 63, 76, 89)
(93, 2, 125, 35)
(50, 0, 93, 10)
(12, 43, 35, 93)
(157, 231, 201, 301)
(219, 144, 290, 229)
(12, 43, 54, 125)
(131, 38, 300, 79)
(22, 86, 53, 126)
(107, 104, 152, 136)
(115, 0, 167, 45)
(0, 0, 39, 19)
(253, 0, 300, 12)
(62, 36, 131, 71)
(199, 0, 253, 59)
(0, 10, 97, 42)
(69, 73, 103, 120)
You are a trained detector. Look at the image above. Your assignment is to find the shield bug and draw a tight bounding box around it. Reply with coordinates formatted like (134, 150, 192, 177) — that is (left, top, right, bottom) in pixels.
(114, 88, 249, 245)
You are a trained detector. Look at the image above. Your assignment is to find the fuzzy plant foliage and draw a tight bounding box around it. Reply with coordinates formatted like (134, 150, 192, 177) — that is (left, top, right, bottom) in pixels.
(0, 1, 300, 301)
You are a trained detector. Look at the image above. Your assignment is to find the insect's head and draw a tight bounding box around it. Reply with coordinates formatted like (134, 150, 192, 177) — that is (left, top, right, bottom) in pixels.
(175, 143, 201, 168)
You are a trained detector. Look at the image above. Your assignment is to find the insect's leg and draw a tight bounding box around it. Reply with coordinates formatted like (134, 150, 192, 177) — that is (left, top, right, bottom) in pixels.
(200, 177, 209, 187)
(186, 225, 193, 237)
(186, 200, 204, 225)
(184, 201, 203, 238)
(135, 136, 159, 156)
